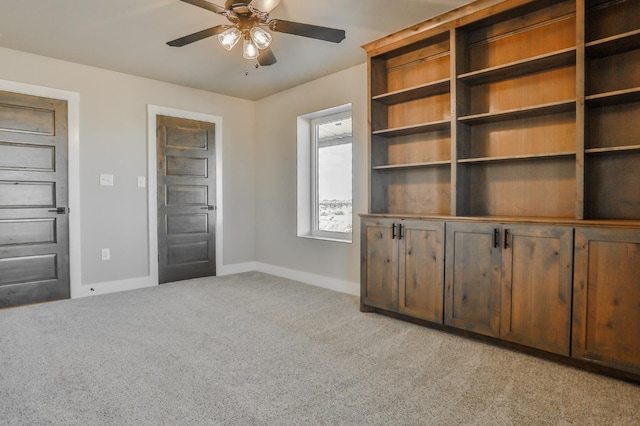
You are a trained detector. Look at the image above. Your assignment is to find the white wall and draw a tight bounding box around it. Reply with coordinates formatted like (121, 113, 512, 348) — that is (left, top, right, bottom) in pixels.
(0, 47, 256, 290)
(254, 64, 368, 295)
(0, 46, 367, 297)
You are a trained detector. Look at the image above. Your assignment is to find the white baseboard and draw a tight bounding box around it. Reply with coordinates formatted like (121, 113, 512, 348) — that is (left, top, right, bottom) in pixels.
(253, 262, 360, 296)
(217, 262, 258, 276)
(73, 261, 360, 299)
(74, 276, 157, 299)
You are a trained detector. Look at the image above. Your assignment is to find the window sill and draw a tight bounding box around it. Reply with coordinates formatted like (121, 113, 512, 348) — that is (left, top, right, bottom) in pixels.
(298, 234, 353, 244)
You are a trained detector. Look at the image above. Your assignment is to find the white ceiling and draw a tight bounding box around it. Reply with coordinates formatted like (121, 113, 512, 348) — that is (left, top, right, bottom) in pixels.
(0, 0, 471, 101)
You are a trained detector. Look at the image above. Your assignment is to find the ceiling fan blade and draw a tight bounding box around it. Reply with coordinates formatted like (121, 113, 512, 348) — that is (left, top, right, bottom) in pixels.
(269, 20, 346, 43)
(167, 25, 229, 47)
(251, 0, 281, 13)
(180, 0, 227, 15)
(258, 47, 277, 66)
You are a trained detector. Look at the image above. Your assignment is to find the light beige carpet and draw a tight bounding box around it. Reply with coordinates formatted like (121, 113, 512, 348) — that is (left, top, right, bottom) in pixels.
(0, 272, 638, 425)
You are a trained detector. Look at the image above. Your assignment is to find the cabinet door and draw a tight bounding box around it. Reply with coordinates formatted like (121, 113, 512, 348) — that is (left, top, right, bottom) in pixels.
(398, 220, 445, 323)
(445, 222, 502, 337)
(572, 228, 640, 374)
(361, 218, 399, 311)
(501, 226, 573, 355)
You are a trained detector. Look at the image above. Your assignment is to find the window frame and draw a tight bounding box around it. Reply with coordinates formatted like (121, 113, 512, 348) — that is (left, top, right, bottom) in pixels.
(297, 103, 353, 244)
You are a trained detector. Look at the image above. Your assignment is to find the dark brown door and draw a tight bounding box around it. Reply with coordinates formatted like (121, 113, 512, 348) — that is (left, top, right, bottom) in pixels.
(445, 222, 502, 338)
(500, 225, 573, 355)
(157, 115, 216, 284)
(0, 90, 69, 308)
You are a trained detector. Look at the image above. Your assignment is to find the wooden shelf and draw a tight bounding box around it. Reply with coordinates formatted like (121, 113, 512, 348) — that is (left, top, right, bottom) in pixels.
(372, 160, 451, 170)
(586, 29, 640, 58)
(372, 79, 450, 105)
(458, 151, 575, 164)
(458, 48, 576, 85)
(372, 119, 450, 138)
(586, 87, 640, 107)
(459, 100, 576, 125)
(585, 145, 640, 155)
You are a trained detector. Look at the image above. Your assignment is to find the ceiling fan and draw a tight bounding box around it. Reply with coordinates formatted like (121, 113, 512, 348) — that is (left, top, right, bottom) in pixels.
(167, 0, 346, 66)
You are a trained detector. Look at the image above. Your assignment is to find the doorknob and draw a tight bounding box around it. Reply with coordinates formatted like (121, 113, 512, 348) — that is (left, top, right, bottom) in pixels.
(48, 207, 69, 214)
(201, 205, 216, 211)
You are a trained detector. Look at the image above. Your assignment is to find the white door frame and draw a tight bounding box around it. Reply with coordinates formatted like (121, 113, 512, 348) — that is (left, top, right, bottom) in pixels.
(147, 105, 224, 281)
(0, 79, 82, 298)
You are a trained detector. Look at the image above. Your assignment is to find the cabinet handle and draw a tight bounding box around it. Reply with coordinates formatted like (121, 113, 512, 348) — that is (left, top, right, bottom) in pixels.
(398, 224, 404, 240)
(494, 228, 500, 248)
(392, 223, 397, 239)
(504, 228, 510, 249)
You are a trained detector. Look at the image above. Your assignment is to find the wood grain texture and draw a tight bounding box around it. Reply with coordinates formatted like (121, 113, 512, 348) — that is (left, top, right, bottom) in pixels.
(387, 94, 451, 129)
(467, 66, 576, 115)
(387, 51, 450, 93)
(572, 227, 640, 374)
(0, 102, 55, 135)
(445, 222, 502, 337)
(587, 102, 640, 149)
(586, 0, 640, 42)
(466, 111, 576, 158)
(361, 218, 399, 311)
(372, 131, 451, 167)
(588, 49, 640, 95)
(385, 168, 451, 215)
(468, 158, 576, 218)
(0, 90, 69, 308)
(398, 220, 445, 323)
(500, 225, 573, 355)
(157, 115, 216, 284)
(467, 2, 576, 72)
(586, 152, 640, 219)
(0, 142, 55, 171)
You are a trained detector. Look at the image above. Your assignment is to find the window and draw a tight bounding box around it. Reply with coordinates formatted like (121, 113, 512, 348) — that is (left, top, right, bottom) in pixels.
(297, 104, 353, 242)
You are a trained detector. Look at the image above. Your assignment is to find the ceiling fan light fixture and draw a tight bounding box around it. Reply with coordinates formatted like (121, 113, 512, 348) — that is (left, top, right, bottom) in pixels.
(250, 26, 272, 50)
(243, 36, 260, 59)
(218, 26, 242, 50)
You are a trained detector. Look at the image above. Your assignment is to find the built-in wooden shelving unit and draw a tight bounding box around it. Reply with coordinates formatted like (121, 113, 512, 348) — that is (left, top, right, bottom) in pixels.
(361, 0, 640, 382)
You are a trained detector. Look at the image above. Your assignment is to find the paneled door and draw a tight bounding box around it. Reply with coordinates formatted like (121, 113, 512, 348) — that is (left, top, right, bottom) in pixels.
(157, 115, 216, 284)
(445, 222, 502, 338)
(500, 225, 573, 355)
(361, 218, 399, 311)
(398, 220, 444, 323)
(572, 227, 640, 375)
(0, 90, 69, 308)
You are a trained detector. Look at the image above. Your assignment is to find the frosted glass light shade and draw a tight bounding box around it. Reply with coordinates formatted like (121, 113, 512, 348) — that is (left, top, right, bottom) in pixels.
(243, 37, 260, 59)
(218, 27, 242, 50)
(250, 27, 272, 50)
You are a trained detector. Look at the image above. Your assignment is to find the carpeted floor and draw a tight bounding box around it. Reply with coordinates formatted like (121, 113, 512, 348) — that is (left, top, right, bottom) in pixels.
(0, 272, 638, 425)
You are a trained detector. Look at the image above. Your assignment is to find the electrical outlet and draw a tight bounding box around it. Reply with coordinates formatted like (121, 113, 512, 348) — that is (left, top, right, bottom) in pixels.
(101, 248, 110, 261)
(100, 174, 114, 186)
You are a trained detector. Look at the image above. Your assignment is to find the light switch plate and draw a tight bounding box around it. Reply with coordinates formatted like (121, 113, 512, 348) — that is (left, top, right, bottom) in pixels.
(137, 176, 146, 188)
(100, 174, 114, 186)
